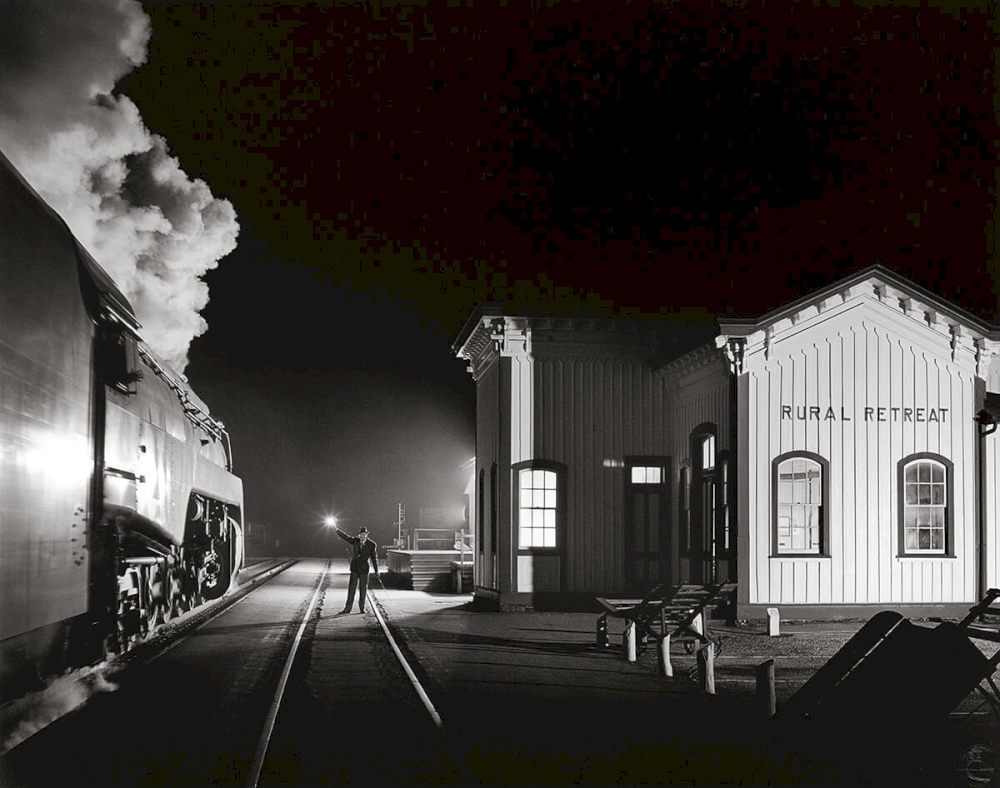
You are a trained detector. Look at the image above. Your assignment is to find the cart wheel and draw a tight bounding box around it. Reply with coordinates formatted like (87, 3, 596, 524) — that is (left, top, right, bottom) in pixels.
(957, 744, 997, 787)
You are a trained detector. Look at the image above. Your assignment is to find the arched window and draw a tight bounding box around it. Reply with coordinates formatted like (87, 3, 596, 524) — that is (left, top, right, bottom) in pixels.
(679, 466, 691, 554)
(689, 423, 718, 582)
(720, 455, 730, 554)
(490, 462, 498, 554)
(700, 433, 716, 473)
(512, 461, 564, 550)
(478, 468, 485, 555)
(518, 468, 558, 548)
(898, 454, 953, 556)
(773, 452, 828, 555)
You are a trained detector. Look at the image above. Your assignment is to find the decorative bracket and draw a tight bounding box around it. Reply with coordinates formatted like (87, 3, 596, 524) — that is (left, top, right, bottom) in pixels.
(950, 324, 963, 363)
(724, 337, 747, 376)
(489, 317, 506, 353)
(975, 338, 994, 379)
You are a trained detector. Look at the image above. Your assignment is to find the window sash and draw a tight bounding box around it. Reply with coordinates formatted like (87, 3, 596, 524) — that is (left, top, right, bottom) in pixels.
(776, 457, 823, 554)
(902, 459, 947, 554)
(519, 468, 557, 548)
(631, 465, 663, 485)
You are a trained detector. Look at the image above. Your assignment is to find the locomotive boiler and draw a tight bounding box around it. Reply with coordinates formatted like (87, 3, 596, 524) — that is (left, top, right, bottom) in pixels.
(0, 148, 244, 704)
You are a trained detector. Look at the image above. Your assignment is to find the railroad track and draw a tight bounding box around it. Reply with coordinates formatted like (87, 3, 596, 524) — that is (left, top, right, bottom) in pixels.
(0, 559, 466, 787)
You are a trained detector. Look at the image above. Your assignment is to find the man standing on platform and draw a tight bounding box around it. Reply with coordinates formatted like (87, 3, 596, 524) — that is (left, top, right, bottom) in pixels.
(333, 525, 380, 614)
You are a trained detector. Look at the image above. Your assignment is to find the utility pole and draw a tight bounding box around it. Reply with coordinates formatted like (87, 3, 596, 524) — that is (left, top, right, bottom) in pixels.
(395, 503, 406, 549)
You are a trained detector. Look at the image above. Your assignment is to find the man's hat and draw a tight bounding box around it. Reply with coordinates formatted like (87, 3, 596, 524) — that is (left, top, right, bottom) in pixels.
(358, 527, 369, 535)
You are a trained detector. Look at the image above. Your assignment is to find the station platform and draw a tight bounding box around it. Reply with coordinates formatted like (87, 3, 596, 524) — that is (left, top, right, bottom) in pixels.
(367, 583, 872, 705)
(366, 584, 1000, 785)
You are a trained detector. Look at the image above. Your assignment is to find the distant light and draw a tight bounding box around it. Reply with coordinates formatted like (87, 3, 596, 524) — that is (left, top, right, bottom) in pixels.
(602, 459, 625, 468)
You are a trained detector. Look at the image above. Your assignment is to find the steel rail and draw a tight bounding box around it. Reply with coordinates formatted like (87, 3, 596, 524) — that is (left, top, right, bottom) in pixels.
(368, 577, 444, 730)
(368, 576, 474, 784)
(245, 559, 330, 788)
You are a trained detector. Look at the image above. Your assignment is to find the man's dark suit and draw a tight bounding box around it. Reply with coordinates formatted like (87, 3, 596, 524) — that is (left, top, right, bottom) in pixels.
(335, 529, 379, 613)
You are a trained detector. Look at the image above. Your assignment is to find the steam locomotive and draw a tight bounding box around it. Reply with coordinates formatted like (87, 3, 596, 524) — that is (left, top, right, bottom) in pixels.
(0, 149, 244, 704)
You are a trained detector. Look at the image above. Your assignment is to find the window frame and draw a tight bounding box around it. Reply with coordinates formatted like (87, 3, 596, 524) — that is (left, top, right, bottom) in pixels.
(512, 460, 565, 553)
(688, 423, 717, 561)
(478, 468, 485, 555)
(771, 450, 830, 557)
(678, 464, 691, 554)
(897, 452, 954, 558)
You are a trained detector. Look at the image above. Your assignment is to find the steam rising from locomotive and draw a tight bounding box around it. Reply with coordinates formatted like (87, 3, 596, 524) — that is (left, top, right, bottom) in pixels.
(0, 0, 239, 372)
(0, 149, 245, 704)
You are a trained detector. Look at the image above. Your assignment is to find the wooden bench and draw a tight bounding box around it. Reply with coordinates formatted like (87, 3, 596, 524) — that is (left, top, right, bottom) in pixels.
(595, 582, 737, 667)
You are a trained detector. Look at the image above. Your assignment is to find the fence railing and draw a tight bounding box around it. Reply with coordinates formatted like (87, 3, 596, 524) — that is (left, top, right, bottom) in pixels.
(408, 528, 475, 555)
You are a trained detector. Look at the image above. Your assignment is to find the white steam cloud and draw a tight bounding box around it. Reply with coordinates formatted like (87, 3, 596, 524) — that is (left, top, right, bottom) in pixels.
(1, 663, 118, 756)
(0, 0, 239, 372)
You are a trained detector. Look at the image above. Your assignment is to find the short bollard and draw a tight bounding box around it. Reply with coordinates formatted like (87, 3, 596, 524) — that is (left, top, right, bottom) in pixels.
(756, 659, 776, 719)
(697, 641, 716, 694)
(596, 615, 610, 648)
(766, 607, 780, 637)
(624, 620, 637, 663)
(658, 633, 673, 677)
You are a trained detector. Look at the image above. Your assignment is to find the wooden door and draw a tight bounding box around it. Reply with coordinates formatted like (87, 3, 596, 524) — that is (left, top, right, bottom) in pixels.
(625, 459, 671, 593)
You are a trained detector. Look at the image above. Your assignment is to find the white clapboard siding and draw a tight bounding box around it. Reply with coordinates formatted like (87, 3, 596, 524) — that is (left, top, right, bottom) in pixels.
(742, 297, 976, 607)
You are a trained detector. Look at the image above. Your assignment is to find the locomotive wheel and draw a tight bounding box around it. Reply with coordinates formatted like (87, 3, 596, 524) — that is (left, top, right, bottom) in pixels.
(145, 602, 162, 634)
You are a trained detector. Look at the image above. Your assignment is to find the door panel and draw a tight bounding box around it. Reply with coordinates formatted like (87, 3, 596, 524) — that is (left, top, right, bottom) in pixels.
(624, 460, 671, 593)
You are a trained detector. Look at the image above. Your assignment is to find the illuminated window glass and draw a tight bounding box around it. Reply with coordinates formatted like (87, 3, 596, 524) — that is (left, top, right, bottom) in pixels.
(701, 435, 716, 471)
(631, 466, 663, 484)
(776, 456, 823, 554)
(902, 459, 947, 554)
(519, 468, 557, 548)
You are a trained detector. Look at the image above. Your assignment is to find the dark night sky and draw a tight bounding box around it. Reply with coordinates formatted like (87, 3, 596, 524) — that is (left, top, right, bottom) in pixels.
(2, 0, 998, 553)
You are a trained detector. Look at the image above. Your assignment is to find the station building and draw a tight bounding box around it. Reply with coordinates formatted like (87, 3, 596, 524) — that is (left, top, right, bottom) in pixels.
(453, 264, 1000, 619)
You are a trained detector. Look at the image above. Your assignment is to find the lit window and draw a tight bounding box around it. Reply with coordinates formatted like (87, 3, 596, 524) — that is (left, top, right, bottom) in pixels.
(775, 455, 824, 554)
(631, 466, 663, 484)
(701, 435, 716, 471)
(720, 458, 730, 552)
(902, 458, 947, 554)
(519, 468, 557, 548)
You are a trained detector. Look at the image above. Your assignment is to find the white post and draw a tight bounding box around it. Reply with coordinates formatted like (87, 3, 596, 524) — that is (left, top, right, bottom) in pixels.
(658, 634, 673, 677)
(767, 607, 780, 637)
(698, 642, 716, 694)
(624, 620, 637, 663)
(692, 611, 704, 637)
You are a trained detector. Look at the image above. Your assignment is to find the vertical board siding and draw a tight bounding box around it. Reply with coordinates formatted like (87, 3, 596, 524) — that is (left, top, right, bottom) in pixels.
(988, 355, 1000, 592)
(668, 357, 732, 588)
(475, 362, 500, 591)
(527, 353, 669, 594)
(745, 309, 976, 607)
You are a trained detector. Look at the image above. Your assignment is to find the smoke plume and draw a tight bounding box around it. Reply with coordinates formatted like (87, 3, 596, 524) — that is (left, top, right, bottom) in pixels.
(0, 0, 239, 372)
